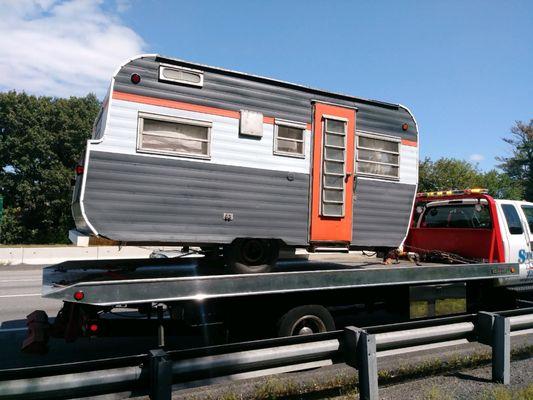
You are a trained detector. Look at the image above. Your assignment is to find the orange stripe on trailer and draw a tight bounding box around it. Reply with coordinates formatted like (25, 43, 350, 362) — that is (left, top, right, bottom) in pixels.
(401, 139, 418, 147)
(112, 91, 313, 130)
(112, 91, 241, 119)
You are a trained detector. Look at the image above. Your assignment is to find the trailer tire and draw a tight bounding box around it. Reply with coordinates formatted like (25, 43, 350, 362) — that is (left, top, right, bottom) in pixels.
(224, 239, 279, 274)
(277, 305, 335, 337)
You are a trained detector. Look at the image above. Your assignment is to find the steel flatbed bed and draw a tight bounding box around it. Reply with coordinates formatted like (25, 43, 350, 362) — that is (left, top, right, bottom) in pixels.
(43, 256, 521, 306)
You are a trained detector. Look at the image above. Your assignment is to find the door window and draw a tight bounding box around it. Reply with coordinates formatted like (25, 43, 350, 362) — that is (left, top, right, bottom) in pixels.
(501, 204, 523, 235)
(321, 118, 347, 217)
(521, 206, 533, 233)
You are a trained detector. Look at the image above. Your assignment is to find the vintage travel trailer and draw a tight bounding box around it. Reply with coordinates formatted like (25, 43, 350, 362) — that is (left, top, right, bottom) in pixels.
(73, 54, 419, 272)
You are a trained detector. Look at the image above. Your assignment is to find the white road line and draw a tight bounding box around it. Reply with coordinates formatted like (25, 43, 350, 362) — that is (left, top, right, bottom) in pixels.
(0, 327, 27, 333)
(0, 293, 41, 298)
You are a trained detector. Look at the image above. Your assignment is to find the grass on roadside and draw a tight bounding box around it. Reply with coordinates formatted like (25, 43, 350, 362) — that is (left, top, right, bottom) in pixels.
(187, 344, 533, 400)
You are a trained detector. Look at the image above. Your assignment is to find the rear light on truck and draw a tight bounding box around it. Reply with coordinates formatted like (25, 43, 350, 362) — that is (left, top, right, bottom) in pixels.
(88, 323, 99, 333)
(75, 165, 84, 175)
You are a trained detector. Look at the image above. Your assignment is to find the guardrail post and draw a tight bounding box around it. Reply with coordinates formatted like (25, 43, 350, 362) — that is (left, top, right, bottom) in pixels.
(343, 327, 378, 400)
(477, 312, 510, 384)
(149, 349, 172, 400)
(492, 315, 511, 384)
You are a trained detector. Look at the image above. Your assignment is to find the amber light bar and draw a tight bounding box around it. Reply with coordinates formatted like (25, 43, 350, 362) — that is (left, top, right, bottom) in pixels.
(417, 188, 488, 198)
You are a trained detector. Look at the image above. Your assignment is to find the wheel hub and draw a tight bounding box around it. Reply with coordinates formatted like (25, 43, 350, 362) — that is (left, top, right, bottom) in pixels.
(290, 315, 327, 336)
(298, 326, 314, 335)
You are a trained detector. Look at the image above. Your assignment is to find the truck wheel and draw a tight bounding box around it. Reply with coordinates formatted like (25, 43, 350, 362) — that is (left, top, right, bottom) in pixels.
(224, 239, 279, 274)
(277, 305, 335, 337)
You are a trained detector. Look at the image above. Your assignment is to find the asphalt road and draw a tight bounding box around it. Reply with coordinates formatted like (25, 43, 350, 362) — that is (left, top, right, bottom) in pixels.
(0, 264, 59, 327)
(0, 264, 227, 369)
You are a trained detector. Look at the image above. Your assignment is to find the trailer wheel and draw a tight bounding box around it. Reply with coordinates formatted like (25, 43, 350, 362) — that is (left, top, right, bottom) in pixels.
(224, 239, 279, 274)
(277, 305, 335, 337)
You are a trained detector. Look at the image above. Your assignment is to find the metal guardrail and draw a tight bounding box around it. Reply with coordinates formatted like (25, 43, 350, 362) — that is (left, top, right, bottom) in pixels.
(0, 308, 532, 400)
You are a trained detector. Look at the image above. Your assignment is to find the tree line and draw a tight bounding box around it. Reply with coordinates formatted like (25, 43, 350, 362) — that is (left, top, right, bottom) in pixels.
(0, 91, 531, 244)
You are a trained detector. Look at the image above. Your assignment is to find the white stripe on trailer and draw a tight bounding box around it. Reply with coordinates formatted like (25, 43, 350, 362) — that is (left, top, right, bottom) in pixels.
(95, 99, 312, 174)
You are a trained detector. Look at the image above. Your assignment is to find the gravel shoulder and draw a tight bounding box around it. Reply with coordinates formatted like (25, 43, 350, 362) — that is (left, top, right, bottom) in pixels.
(374, 357, 533, 400)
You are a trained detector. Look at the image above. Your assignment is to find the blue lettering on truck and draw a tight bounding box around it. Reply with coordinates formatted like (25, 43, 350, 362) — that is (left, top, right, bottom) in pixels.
(518, 249, 533, 263)
(519, 249, 533, 278)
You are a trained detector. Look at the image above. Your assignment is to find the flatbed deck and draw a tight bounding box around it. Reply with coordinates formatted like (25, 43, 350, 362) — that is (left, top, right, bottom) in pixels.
(43, 256, 520, 306)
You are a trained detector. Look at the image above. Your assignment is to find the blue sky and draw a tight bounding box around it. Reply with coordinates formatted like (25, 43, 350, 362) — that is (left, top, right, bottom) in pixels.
(1, 0, 532, 170)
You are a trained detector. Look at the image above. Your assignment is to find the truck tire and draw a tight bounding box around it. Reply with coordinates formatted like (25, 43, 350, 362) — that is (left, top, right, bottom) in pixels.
(224, 239, 279, 274)
(277, 305, 335, 337)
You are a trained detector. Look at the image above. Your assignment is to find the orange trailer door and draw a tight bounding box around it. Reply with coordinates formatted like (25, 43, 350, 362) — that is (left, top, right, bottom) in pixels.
(309, 102, 356, 243)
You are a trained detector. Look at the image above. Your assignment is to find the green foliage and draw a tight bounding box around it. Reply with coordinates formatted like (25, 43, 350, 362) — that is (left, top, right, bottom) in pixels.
(498, 120, 533, 201)
(418, 157, 523, 200)
(0, 91, 100, 244)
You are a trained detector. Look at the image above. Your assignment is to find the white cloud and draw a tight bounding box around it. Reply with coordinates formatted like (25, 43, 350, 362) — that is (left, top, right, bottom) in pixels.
(469, 153, 485, 162)
(115, 0, 131, 13)
(0, 0, 145, 98)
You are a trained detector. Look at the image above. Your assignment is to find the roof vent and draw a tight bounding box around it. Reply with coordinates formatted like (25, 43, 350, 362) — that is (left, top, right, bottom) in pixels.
(159, 64, 204, 87)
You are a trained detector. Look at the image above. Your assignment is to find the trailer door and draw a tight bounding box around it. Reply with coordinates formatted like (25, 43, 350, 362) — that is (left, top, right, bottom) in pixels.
(309, 102, 356, 243)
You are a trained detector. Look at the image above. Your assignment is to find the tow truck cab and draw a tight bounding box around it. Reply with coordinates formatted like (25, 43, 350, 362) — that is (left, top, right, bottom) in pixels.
(406, 189, 533, 266)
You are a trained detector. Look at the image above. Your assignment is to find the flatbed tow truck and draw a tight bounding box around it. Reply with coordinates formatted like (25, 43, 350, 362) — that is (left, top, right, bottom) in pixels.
(23, 253, 528, 352)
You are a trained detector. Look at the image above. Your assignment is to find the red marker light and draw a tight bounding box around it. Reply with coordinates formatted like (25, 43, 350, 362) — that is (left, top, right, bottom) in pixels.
(89, 323, 99, 333)
(131, 73, 141, 84)
(75, 165, 84, 175)
(402, 123, 409, 131)
(74, 291, 84, 301)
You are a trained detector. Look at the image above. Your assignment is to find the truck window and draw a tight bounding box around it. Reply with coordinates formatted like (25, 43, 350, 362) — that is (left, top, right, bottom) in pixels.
(421, 204, 492, 229)
(521, 206, 533, 233)
(501, 204, 523, 235)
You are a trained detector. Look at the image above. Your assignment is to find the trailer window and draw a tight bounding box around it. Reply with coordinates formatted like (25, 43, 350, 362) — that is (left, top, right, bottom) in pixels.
(501, 204, 523, 235)
(521, 206, 533, 233)
(421, 204, 492, 229)
(356, 134, 400, 179)
(274, 120, 306, 158)
(138, 113, 211, 159)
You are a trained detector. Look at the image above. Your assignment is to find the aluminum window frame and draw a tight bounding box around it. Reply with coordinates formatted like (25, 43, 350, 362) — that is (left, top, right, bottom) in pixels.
(356, 131, 401, 180)
(273, 119, 306, 159)
(137, 112, 212, 160)
(320, 115, 348, 218)
(158, 63, 204, 87)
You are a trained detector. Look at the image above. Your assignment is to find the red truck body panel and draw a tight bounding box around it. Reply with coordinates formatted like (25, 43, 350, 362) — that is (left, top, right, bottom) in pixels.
(405, 193, 506, 263)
